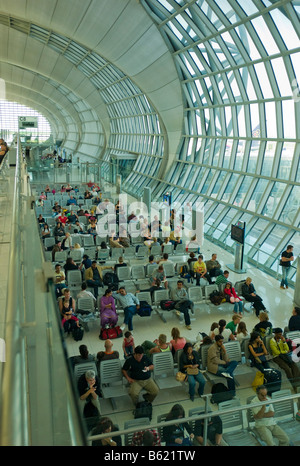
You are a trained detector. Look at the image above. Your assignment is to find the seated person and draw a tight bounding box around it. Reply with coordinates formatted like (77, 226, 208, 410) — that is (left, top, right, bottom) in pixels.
(149, 334, 172, 355)
(96, 339, 120, 371)
(163, 404, 194, 446)
(76, 282, 96, 303)
(170, 327, 187, 354)
(131, 429, 161, 446)
(58, 288, 76, 315)
(77, 369, 101, 416)
(241, 277, 266, 317)
(151, 264, 168, 289)
(114, 256, 127, 273)
(54, 263, 66, 296)
(69, 344, 96, 368)
(207, 335, 238, 395)
(269, 328, 300, 391)
(223, 282, 243, 315)
(288, 306, 300, 331)
(194, 414, 223, 446)
(100, 289, 118, 328)
(215, 270, 230, 286)
(206, 254, 223, 278)
(61, 305, 80, 335)
(122, 346, 159, 406)
(193, 255, 212, 285)
(248, 331, 270, 373)
(253, 312, 272, 339)
(90, 416, 122, 447)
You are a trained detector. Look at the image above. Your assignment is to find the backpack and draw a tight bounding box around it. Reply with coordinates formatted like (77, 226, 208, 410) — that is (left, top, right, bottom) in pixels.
(103, 272, 119, 291)
(263, 368, 282, 395)
(137, 301, 152, 317)
(160, 300, 176, 310)
(211, 383, 233, 404)
(209, 290, 224, 306)
(72, 325, 84, 341)
(134, 401, 152, 421)
(99, 325, 123, 340)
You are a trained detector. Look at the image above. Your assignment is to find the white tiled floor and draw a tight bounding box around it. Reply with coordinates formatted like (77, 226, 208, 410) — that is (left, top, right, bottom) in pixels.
(1, 167, 297, 438)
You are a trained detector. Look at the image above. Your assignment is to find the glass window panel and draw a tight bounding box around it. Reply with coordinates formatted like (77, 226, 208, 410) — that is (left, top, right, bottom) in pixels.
(278, 185, 300, 224)
(210, 171, 227, 198)
(277, 142, 295, 180)
(282, 100, 296, 139)
(246, 179, 268, 211)
(269, 8, 300, 50)
(270, 57, 292, 97)
(265, 101, 277, 138)
(234, 176, 252, 206)
(254, 224, 288, 263)
(200, 169, 214, 194)
(251, 16, 280, 55)
(261, 182, 286, 217)
(246, 218, 269, 246)
(221, 173, 239, 202)
(254, 63, 274, 99)
(261, 141, 276, 176)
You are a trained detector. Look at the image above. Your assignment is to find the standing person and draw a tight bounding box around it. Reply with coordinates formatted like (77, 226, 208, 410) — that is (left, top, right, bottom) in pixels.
(112, 287, 140, 332)
(122, 346, 159, 406)
(269, 328, 300, 391)
(170, 280, 194, 330)
(248, 332, 270, 374)
(207, 335, 238, 395)
(250, 385, 289, 446)
(179, 342, 206, 401)
(280, 244, 294, 289)
(122, 331, 135, 359)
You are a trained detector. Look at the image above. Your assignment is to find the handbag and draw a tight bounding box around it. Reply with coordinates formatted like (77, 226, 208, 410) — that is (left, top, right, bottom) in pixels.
(176, 371, 187, 382)
(186, 367, 199, 375)
(252, 371, 264, 392)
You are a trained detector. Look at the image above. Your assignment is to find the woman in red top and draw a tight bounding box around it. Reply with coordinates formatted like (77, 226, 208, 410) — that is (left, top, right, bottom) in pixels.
(224, 282, 243, 315)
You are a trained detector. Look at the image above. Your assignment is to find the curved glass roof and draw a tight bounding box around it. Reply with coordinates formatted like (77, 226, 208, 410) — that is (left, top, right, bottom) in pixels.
(130, 0, 300, 280)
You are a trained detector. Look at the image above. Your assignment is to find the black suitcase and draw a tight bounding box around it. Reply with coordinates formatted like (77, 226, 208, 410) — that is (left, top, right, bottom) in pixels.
(72, 325, 84, 341)
(134, 401, 152, 420)
(211, 382, 234, 404)
(264, 368, 281, 395)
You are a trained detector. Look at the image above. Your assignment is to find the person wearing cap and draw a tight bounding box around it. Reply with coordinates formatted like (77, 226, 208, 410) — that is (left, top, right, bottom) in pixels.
(122, 345, 159, 406)
(77, 369, 101, 415)
(269, 328, 300, 391)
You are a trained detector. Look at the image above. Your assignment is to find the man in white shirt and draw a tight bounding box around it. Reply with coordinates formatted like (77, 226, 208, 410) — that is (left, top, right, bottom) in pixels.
(251, 385, 289, 446)
(77, 282, 96, 303)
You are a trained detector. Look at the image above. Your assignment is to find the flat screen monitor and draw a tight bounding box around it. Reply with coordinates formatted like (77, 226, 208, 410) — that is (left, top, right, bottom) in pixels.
(231, 224, 245, 244)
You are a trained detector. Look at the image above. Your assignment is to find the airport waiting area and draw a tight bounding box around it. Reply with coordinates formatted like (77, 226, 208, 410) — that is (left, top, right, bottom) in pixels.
(1, 149, 298, 447)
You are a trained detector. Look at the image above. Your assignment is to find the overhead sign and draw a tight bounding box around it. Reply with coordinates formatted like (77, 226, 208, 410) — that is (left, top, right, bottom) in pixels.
(18, 116, 38, 129)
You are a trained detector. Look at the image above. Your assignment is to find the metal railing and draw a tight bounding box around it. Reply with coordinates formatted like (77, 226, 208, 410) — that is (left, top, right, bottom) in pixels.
(0, 137, 86, 446)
